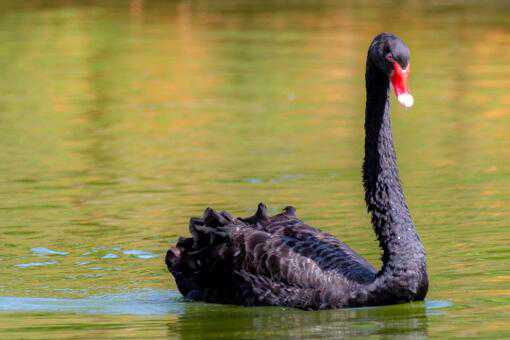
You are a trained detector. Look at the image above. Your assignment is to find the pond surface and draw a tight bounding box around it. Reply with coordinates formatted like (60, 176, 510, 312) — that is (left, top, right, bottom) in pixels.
(0, 1, 509, 338)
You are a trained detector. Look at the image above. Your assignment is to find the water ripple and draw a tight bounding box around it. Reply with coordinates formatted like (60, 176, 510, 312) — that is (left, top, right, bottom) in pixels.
(122, 250, 158, 259)
(31, 247, 68, 256)
(0, 289, 183, 315)
(16, 261, 58, 268)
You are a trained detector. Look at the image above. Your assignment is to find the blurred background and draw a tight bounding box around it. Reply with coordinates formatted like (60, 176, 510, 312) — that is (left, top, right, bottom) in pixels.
(0, 1, 509, 338)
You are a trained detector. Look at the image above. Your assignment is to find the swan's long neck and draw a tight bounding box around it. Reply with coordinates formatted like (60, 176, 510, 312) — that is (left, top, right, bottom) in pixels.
(362, 61, 427, 301)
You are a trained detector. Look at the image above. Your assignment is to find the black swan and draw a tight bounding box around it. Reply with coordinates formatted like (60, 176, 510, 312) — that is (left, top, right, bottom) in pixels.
(165, 33, 428, 310)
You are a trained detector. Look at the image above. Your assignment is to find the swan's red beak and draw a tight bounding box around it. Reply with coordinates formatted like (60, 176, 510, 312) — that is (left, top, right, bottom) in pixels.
(391, 61, 414, 108)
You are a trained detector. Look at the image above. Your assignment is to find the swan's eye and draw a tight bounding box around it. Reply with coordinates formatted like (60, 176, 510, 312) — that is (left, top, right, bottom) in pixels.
(385, 53, 394, 62)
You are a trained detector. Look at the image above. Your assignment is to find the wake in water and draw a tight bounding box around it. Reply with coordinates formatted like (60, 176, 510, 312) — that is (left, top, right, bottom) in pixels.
(0, 289, 184, 316)
(0, 288, 452, 316)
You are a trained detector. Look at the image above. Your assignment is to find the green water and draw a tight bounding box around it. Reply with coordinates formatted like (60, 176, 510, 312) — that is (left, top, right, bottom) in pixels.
(1, 1, 509, 338)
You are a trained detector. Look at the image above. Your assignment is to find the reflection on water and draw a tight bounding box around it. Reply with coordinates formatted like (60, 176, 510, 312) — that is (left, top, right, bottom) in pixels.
(173, 301, 450, 339)
(0, 288, 451, 338)
(0, 0, 509, 338)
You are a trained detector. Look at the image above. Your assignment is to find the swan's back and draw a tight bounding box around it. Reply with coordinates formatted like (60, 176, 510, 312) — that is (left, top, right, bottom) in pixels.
(165, 203, 377, 309)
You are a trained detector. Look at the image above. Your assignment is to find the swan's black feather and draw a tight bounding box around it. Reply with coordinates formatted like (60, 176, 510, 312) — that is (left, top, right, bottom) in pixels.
(166, 203, 377, 309)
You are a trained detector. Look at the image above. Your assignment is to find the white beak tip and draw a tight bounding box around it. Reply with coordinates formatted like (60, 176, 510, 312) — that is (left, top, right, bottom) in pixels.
(397, 93, 414, 108)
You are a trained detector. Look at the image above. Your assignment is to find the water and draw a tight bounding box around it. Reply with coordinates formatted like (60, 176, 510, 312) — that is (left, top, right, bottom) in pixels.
(0, 1, 509, 338)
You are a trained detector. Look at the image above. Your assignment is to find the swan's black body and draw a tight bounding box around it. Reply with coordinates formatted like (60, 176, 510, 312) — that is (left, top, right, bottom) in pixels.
(165, 33, 428, 310)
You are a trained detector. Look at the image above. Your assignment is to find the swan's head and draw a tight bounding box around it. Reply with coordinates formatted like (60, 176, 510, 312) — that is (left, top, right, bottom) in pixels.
(368, 33, 413, 108)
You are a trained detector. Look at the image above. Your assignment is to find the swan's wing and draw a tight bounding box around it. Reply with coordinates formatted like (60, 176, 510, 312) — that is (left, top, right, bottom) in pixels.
(166, 203, 376, 308)
(239, 203, 378, 283)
